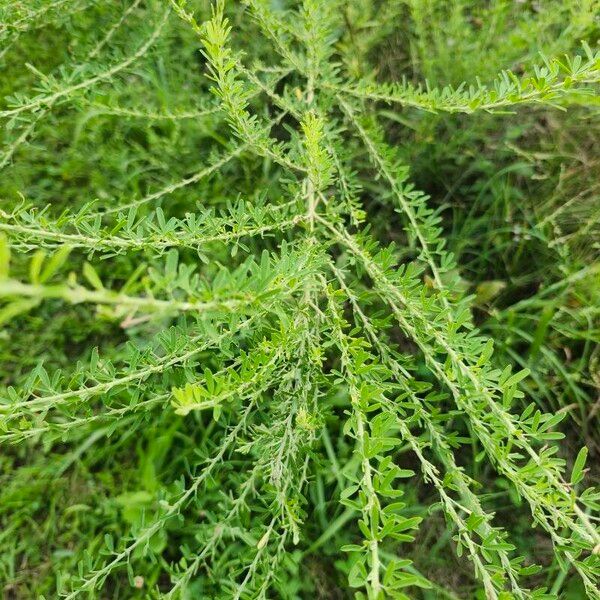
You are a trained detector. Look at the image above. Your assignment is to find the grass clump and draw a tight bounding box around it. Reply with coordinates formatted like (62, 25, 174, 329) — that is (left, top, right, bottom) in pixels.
(1, 1, 599, 598)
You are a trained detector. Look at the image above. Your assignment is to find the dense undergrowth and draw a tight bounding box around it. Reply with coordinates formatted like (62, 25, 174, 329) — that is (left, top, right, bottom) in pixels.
(1, 1, 599, 598)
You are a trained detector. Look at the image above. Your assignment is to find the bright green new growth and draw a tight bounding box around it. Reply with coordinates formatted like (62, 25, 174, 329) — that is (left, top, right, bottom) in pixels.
(1, 1, 599, 598)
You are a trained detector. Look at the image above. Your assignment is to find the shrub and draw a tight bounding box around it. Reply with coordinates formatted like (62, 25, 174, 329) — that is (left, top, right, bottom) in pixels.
(1, 1, 599, 598)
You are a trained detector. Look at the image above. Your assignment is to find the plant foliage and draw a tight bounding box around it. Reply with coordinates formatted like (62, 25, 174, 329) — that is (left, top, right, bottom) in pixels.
(1, 1, 599, 598)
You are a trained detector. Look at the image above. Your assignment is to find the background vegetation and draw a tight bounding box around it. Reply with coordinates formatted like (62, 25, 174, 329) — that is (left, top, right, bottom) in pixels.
(0, 1, 599, 598)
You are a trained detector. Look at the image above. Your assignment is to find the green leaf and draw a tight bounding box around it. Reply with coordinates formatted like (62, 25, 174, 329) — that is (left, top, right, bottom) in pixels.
(0, 234, 10, 280)
(474, 280, 506, 306)
(40, 245, 72, 283)
(82, 262, 104, 290)
(29, 250, 46, 284)
(503, 368, 530, 388)
(571, 446, 588, 485)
